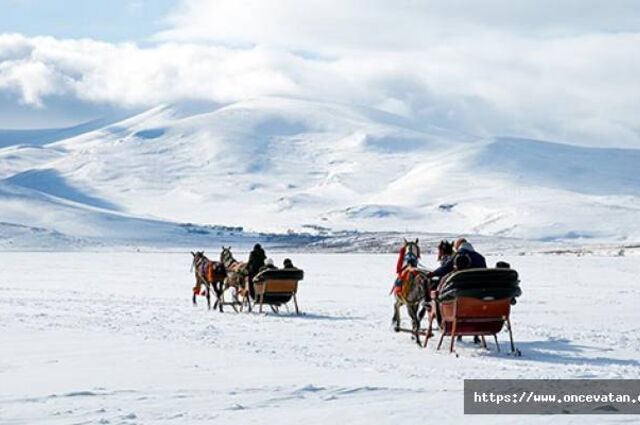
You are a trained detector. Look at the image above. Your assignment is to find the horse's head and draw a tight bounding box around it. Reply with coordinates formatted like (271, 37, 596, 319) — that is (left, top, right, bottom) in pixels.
(220, 246, 234, 267)
(402, 238, 420, 259)
(190, 250, 206, 271)
(398, 238, 420, 270)
(437, 240, 453, 261)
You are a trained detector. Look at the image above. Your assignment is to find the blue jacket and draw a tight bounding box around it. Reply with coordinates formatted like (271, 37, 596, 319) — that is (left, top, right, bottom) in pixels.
(431, 247, 487, 278)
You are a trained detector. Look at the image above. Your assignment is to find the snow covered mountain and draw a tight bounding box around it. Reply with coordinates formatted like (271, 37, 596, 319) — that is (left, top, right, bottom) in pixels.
(1, 96, 639, 248)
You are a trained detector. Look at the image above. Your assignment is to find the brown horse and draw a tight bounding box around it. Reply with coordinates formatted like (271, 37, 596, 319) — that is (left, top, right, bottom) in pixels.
(220, 246, 251, 312)
(190, 251, 226, 311)
(437, 240, 453, 264)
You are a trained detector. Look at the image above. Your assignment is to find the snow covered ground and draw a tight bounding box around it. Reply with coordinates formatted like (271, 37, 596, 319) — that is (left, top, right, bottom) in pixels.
(1, 251, 638, 424)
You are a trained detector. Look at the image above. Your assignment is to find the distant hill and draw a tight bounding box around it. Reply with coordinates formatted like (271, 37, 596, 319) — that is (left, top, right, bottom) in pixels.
(1, 96, 639, 248)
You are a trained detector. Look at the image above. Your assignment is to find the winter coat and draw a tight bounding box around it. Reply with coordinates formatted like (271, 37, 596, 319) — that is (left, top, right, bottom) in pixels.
(439, 254, 453, 267)
(253, 263, 277, 283)
(248, 247, 266, 274)
(431, 242, 487, 278)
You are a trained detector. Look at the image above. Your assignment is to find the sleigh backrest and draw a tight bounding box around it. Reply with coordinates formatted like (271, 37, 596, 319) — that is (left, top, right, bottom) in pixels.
(453, 297, 511, 319)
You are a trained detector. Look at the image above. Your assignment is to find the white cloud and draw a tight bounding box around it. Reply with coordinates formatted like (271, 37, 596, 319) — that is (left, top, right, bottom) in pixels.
(0, 53, 69, 107)
(159, 0, 640, 51)
(0, 0, 639, 146)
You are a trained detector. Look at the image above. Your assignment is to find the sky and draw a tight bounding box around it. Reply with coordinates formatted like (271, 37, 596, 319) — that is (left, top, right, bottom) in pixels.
(0, 0, 176, 42)
(0, 0, 639, 148)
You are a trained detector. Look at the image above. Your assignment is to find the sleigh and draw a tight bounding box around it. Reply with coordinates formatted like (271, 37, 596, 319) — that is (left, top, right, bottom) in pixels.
(251, 268, 304, 314)
(424, 268, 521, 354)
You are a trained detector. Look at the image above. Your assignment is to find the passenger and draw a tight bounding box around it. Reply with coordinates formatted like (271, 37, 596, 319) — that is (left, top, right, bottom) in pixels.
(436, 251, 471, 291)
(454, 238, 486, 268)
(437, 240, 483, 344)
(247, 243, 267, 297)
(260, 258, 277, 272)
(495, 261, 511, 269)
(453, 253, 471, 271)
(253, 258, 278, 286)
(428, 237, 486, 279)
(283, 258, 296, 269)
(495, 261, 517, 305)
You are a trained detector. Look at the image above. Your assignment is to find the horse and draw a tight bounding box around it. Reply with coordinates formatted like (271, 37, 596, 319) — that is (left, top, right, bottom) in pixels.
(437, 240, 454, 266)
(220, 246, 251, 312)
(190, 251, 226, 311)
(391, 238, 429, 346)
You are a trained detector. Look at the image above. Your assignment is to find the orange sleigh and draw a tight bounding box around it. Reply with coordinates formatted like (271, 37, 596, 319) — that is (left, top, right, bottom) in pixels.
(424, 268, 522, 355)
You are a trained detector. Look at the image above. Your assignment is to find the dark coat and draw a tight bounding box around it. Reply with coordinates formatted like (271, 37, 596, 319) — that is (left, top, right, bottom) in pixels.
(248, 247, 266, 274)
(431, 248, 487, 278)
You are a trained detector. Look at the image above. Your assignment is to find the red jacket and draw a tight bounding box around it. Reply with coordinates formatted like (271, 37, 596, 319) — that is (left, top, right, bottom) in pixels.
(396, 246, 406, 274)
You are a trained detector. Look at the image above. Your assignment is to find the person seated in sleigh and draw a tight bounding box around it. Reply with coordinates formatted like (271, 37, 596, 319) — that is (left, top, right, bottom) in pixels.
(430, 239, 486, 343)
(427, 238, 487, 282)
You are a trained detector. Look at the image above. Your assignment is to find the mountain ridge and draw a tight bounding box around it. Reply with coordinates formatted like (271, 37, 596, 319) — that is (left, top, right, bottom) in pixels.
(1, 96, 639, 248)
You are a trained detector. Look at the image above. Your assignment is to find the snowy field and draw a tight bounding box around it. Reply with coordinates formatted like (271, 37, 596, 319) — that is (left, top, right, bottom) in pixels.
(1, 252, 639, 424)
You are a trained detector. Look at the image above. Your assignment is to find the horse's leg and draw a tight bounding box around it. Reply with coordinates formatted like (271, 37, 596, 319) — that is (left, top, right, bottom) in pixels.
(243, 292, 250, 312)
(211, 284, 218, 311)
(244, 277, 252, 313)
(206, 283, 211, 310)
(418, 305, 427, 321)
(219, 285, 225, 313)
(230, 286, 239, 313)
(234, 283, 243, 312)
(408, 303, 421, 346)
(219, 282, 225, 312)
(192, 277, 200, 306)
(424, 310, 435, 348)
(414, 304, 423, 346)
(238, 279, 249, 313)
(214, 281, 223, 312)
(392, 299, 401, 332)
